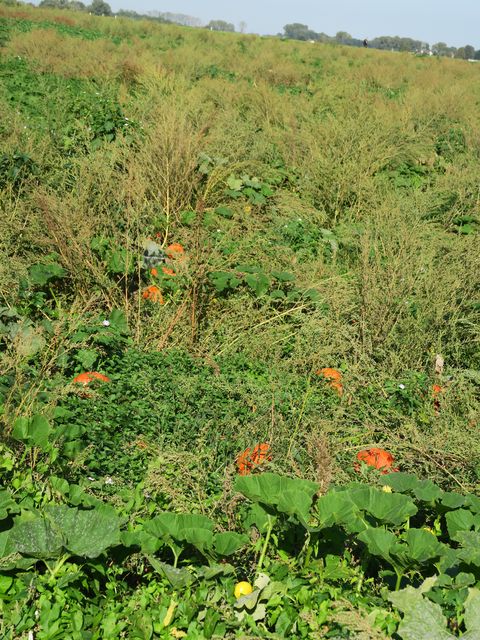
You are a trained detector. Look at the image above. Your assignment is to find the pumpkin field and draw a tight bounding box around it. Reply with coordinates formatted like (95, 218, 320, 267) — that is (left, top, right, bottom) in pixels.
(1, 3, 480, 638)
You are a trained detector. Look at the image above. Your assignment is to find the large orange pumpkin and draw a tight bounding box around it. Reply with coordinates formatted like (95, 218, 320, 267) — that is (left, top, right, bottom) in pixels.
(166, 243, 185, 260)
(237, 443, 272, 476)
(142, 285, 164, 303)
(355, 447, 398, 474)
(316, 368, 343, 396)
(73, 372, 111, 386)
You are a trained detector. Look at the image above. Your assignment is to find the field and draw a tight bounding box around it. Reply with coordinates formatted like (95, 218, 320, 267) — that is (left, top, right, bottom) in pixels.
(0, 3, 480, 638)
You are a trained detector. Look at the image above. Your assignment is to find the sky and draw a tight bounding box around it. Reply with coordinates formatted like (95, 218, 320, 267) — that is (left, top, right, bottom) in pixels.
(106, 0, 480, 47)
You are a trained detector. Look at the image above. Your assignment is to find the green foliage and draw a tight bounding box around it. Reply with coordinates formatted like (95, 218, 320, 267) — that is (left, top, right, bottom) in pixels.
(1, 5, 480, 637)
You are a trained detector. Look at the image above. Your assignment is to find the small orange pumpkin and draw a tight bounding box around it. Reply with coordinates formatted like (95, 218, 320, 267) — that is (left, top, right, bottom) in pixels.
(236, 443, 272, 476)
(73, 372, 111, 386)
(150, 267, 159, 277)
(316, 368, 343, 395)
(166, 243, 185, 259)
(161, 266, 176, 276)
(355, 448, 398, 474)
(432, 384, 444, 413)
(142, 285, 164, 303)
(317, 368, 342, 382)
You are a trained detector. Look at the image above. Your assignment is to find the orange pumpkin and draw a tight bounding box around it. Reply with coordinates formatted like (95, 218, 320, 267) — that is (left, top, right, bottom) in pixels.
(317, 368, 342, 382)
(166, 243, 185, 259)
(73, 372, 111, 386)
(432, 384, 444, 413)
(316, 368, 343, 395)
(355, 447, 398, 474)
(142, 285, 164, 303)
(150, 267, 159, 277)
(161, 266, 176, 276)
(236, 443, 272, 476)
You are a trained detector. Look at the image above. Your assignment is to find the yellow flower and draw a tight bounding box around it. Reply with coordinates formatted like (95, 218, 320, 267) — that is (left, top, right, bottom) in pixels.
(423, 527, 436, 535)
(382, 485, 392, 493)
(244, 205, 252, 214)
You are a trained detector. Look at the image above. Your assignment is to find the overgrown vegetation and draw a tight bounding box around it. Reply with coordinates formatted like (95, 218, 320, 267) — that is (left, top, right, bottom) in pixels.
(0, 4, 479, 638)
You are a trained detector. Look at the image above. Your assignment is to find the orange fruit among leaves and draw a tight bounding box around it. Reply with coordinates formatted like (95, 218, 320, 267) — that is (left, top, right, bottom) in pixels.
(73, 372, 111, 386)
(432, 384, 444, 413)
(355, 448, 399, 474)
(166, 243, 185, 260)
(316, 368, 343, 396)
(161, 266, 176, 276)
(237, 443, 272, 476)
(142, 285, 164, 303)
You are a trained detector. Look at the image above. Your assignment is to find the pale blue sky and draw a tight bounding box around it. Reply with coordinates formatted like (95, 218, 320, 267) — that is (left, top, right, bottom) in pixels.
(106, 0, 479, 46)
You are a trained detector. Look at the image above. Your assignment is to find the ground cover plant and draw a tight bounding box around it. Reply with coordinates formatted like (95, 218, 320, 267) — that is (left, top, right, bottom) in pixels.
(0, 2, 479, 637)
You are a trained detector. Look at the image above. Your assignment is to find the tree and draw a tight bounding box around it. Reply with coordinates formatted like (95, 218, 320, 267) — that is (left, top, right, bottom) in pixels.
(464, 45, 475, 59)
(206, 20, 235, 32)
(88, 0, 111, 16)
(335, 31, 352, 42)
(283, 23, 318, 41)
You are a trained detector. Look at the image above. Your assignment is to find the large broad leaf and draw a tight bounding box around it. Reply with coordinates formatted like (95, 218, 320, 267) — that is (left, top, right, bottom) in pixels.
(0, 489, 18, 520)
(455, 531, 480, 566)
(243, 503, 275, 533)
(45, 505, 120, 558)
(214, 532, 249, 556)
(120, 530, 162, 555)
(145, 513, 214, 553)
(313, 491, 364, 532)
(389, 587, 453, 640)
(357, 528, 399, 564)
(466, 495, 480, 514)
(234, 473, 318, 523)
(29, 262, 65, 286)
(441, 492, 467, 510)
(382, 474, 443, 502)
(463, 589, 480, 639)
(403, 529, 446, 564)
(9, 511, 64, 559)
(0, 529, 15, 558)
(9, 506, 120, 559)
(146, 556, 194, 589)
(12, 414, 52, 450)
(446, 510, 480, 538)
(348, 486, 417, 525)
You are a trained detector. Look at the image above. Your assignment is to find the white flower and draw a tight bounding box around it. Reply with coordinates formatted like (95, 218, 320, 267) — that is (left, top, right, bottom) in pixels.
(399, 384, 406, 390)
(104, 477, 114, 485)
(102, 320, 110, 327)
(88, 476, 95, 481)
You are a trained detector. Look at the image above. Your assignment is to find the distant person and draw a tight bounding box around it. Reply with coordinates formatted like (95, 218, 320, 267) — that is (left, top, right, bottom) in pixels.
(363, 38, 368, 48)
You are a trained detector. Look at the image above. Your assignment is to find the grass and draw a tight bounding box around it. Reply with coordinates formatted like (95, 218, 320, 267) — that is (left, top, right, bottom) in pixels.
(0, 3, 479, 638)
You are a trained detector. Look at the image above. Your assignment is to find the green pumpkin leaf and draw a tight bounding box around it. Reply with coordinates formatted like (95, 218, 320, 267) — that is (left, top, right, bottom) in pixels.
(146, 556, 194, 588)
(235, 473, 318, 523)
(446, 510, 480, 538)
(313, 491, 363, 532)
(0, 490, 18, 520)
(214, 532, 249, 556)
(389, 587, 453, 640)
(357, 528, 398, 563)
(349, 486, 417, 525)
(29, 262, 65, 286)
(464, 589, 480, 638)
(403, 529, 445, 564)
(145, 513, 215, 553)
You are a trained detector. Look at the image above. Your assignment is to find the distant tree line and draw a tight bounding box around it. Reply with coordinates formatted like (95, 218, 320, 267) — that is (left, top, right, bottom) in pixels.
(7, 1, 479, 54)
(35, 0, 237, 31)
(281, 23, 479, 59)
